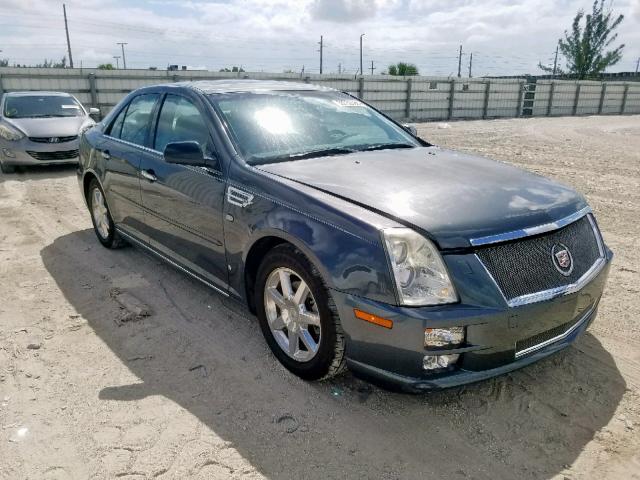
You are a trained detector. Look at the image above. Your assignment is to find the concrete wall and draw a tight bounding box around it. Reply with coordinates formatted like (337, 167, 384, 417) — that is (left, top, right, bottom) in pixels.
(1, 67, 639, 121)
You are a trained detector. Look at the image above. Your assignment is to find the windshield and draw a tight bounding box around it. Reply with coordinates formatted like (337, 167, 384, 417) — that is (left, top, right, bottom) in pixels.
(3, 95, 84, 119)
(209, 91, 421, 164)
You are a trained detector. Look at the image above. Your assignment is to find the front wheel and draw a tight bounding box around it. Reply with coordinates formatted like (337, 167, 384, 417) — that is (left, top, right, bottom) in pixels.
(256, 244, 346, 381)
(87, 179, 126, 249)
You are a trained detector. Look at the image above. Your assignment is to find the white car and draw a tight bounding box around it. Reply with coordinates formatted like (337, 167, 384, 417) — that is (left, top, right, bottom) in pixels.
(0, 91, 98, 173)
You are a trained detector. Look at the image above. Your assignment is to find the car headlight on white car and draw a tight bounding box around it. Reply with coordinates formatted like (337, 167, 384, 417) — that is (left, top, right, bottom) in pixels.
(382, 228, 458, 306)
(0, 123, 25, 141)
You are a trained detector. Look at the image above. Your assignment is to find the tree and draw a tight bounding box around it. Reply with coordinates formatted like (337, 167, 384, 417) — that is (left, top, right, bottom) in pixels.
(35, 57, 68, 68)
(539, 0, 624, 79)
(388, 62, 419, 76)
(219, 66, 245, 72)
(0, 59, 8, 67)
(97, 63, 114, 70)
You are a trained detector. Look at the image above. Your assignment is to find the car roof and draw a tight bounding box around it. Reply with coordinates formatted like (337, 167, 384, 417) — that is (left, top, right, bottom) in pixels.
(5, 91, 74, 97)
(174, 79, 335, 94)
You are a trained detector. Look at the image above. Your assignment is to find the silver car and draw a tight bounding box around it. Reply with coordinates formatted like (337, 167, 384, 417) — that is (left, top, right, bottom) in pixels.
(0, 91, 98, 173)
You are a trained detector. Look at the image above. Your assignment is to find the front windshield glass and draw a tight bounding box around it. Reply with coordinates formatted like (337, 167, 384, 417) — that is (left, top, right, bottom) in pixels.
(209, 91, 420, 164)
(3, 95, 84, 119)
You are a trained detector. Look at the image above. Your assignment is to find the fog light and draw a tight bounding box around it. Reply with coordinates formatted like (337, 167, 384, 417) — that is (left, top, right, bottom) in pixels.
(2, 148, 16, 158)
(424, 327, 464, 347)
(423, 354, 460, 370)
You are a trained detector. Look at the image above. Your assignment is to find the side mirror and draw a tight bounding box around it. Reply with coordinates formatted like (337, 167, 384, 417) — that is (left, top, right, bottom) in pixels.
(164, 141, 206, 166)
(89, 107, 100, 119)
(403, 124, 418, 136)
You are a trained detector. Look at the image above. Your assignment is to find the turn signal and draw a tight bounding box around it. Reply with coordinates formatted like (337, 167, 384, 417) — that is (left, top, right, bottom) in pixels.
(354, 309, 393, 329)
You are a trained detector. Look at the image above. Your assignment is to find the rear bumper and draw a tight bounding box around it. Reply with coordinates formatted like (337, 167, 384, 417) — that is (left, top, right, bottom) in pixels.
(333, 247, 612, 392)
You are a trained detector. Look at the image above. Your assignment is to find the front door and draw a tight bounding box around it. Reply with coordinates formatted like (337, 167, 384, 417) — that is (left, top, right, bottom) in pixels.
(139, 93, 228, 291)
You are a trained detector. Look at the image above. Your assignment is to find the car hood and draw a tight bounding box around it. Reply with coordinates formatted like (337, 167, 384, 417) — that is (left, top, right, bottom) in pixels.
(4, 116, 91, 137)
(257, 146, 588, 249)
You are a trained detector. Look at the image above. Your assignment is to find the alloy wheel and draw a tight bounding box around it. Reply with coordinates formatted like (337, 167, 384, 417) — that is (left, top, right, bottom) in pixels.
(263, 267, 322, 362)
(91, 187, 110, 239)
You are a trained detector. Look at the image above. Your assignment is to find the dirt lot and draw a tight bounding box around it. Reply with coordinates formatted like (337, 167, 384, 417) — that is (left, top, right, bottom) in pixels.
(1, 115, 639, 480)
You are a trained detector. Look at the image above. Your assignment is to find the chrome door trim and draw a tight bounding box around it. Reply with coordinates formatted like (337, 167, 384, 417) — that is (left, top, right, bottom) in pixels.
(115, 228, 229, 298)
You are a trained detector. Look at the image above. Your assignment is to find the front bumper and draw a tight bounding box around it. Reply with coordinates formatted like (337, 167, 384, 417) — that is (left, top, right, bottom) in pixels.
(333, 247, 612, 392)
(0, 137, 79, 166)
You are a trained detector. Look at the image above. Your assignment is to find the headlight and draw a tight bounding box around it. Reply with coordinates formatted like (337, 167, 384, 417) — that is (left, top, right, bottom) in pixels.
(0, 123, 25, 141)
(382, 228, 457, 306)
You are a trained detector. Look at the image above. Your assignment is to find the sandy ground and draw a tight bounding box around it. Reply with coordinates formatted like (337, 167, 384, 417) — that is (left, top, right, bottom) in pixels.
(0, 115, 639, 480)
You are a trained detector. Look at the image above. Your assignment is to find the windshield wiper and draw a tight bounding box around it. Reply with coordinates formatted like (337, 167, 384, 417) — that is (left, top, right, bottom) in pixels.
(358, 143, 416, 152)
(255, 147, 356, 164)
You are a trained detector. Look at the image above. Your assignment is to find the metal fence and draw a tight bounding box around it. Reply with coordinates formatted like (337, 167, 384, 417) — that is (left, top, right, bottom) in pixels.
(1, 67, 639, 121)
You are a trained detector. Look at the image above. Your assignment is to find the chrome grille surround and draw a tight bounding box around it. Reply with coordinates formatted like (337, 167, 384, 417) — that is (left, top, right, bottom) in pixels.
(475, 211, 606, 308)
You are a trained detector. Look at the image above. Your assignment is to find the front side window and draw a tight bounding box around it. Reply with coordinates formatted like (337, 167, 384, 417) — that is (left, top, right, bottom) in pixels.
(154, 95, 213, 155)
(119, 94, 159, 146)
(3, 95, 84, 118)
(209, 91, 420, 165)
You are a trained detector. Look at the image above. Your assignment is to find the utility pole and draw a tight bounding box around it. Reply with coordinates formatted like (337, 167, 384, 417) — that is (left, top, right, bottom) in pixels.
(318, 35, 323, 75)
(117, 42, 128, 69)
(63, 4, 74, 68)
(360, 33, 365, 76)
(636, 57, 639, 74)
(338, 62, 342, 74)
(457, 44, 462, 77)
(552, 43, 559, 79)
(370, 60, 375, 75)
(468, 52, 473, 77)
(113, 55, 120, 69)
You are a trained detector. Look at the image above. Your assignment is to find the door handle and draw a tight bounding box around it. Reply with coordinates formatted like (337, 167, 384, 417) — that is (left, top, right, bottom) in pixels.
(140, 169, 157, 182)
(100, 150, 110, 160)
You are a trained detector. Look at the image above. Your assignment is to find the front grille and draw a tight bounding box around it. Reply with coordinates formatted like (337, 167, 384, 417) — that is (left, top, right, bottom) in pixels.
(477, 215, 601, 303)
(29, 135, 78, 143)
(26, 149, 79, 161)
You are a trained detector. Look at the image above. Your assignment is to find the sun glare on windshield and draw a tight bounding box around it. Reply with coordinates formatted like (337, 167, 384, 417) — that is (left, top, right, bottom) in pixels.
(254, 107, 295, 135)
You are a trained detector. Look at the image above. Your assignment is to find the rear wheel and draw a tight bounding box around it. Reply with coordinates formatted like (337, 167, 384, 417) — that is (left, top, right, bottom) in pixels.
(0, 162, 16, 174)
(256, 244, 346, 380)
(87, 179, 126, 249)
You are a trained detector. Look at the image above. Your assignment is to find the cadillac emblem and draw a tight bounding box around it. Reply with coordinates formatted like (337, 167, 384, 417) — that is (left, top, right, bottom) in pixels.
(551, 243, 573, 276)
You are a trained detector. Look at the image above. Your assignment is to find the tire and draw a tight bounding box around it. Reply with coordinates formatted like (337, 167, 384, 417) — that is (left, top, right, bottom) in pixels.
(87, 178, 126, 249)
(0, 162, 16, 174)
(255, 244, 346, 381)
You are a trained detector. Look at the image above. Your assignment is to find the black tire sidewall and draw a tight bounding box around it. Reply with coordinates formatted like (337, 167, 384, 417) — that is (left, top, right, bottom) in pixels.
(256, 246, 339, 380)
(87, 179, 118, 248)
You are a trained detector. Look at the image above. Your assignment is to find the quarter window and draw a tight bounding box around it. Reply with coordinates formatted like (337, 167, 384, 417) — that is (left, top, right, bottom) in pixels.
(154, 95, 213, 155)
(119, 94, 159, 146)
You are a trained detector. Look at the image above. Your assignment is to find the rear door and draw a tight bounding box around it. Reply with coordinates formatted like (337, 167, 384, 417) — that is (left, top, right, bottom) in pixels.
(138, 92, 228, 290)
(99, 93, 160, 240)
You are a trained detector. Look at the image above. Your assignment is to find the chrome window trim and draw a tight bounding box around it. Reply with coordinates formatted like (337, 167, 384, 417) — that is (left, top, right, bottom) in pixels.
(515, 300, 598, 358)
(469, 206, 592, 247)
(476, 212, 607, 308)
(104, 134, 162, 155)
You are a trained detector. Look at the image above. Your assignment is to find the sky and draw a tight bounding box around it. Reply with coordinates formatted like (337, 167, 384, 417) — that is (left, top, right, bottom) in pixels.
(0, 0, 638, 76)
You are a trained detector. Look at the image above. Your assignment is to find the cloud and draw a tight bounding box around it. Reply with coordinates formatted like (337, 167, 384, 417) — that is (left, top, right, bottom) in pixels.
(309, 0, 377, 22)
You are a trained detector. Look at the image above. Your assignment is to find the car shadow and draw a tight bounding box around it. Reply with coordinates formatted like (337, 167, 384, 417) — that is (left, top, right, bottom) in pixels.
(0, 163, 77, 181)
(41, 229, 626, 480)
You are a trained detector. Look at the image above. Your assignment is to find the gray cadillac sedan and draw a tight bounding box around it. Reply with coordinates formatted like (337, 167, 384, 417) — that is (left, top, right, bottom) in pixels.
(77, 80, 612, 391)
(0, 91, 97, 173)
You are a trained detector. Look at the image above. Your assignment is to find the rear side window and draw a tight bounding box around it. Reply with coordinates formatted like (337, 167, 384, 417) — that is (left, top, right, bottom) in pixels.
(154, 95, 213, 155)
(119, 94, 159, 146)
(107, 105, 128, 138)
